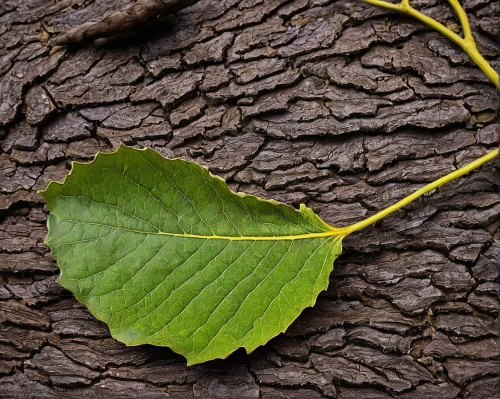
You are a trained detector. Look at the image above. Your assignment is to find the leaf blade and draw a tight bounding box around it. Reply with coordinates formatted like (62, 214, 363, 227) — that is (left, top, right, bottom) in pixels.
(41, 145, 343, 364)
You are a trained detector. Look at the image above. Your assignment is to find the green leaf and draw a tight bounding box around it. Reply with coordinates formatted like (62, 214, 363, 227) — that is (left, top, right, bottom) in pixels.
(40, 145, 343, 365)
(40, 144, 499, 365)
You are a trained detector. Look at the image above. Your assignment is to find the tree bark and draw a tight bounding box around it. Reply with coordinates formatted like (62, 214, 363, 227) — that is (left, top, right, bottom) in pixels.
(0, 0, 499, 398)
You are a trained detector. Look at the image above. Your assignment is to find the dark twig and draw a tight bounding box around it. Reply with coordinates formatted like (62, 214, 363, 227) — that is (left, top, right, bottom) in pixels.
(54, 0, 201, 45)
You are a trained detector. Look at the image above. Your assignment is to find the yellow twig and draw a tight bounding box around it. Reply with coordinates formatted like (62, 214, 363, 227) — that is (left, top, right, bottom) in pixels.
(339, 149, 499, 235)
(446, 0, 472, 40)
(363, 0, 500, 91)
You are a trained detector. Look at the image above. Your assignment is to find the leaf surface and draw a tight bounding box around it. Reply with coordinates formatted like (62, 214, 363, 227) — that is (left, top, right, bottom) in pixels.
(41, 145, 343, 365)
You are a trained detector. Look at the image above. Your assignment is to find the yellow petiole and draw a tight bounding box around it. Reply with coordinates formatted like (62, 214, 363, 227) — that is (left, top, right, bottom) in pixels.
(336, 148, 499, 236)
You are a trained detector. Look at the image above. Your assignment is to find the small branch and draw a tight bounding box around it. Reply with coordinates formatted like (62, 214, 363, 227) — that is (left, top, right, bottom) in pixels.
(363, 0, 500, 91)
(446, 0, 472, 40)
(53, 0, 200, 45)
(338, 149, 499, 235)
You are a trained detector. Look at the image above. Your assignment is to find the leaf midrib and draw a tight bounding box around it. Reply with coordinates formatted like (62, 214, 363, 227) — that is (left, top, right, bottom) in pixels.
(50, 214, 343, 241)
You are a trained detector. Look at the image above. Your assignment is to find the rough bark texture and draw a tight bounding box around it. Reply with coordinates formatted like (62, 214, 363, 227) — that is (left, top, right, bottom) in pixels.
(1, 0, 499, 398)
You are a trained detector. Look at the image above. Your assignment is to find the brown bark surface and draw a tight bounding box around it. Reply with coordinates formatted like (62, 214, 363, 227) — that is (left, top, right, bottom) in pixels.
(1, 0, 499, 397)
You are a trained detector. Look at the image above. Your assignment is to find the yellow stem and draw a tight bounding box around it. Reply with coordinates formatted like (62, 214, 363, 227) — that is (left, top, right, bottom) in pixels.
(337, 149, 499, 236)
(446, 0, 472, 40)
(362, 0, 500, 91)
